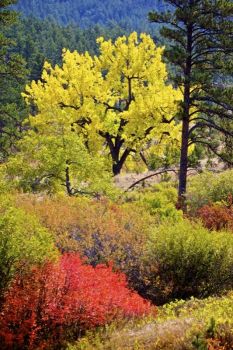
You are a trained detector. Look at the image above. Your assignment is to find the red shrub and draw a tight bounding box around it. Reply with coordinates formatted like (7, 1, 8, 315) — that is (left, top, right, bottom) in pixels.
(197, 204, 233, 231)
(0, 254, 152, 349)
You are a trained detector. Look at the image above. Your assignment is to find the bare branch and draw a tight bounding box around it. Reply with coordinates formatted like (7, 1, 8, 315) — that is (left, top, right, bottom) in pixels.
(125, 168, 179, 192)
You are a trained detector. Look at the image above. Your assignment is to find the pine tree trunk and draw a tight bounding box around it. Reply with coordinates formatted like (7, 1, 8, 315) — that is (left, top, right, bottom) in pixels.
(178, 117, 189, 210)
(177, 22, 193, 212)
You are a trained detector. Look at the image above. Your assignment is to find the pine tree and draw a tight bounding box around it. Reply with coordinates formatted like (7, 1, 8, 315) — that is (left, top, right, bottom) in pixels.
(0, 0, 27, 160)
(149, 0, 233, 209)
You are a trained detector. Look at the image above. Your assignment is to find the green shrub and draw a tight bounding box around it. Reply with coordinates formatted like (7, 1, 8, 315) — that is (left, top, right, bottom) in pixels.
(0, 196, 58, 300)
(159, 294, 233, 350)
(123, 182, 182, 221)
(159, 294, 233, 326)
(140, 219, 233, 304)
(187, 170, 233, 213)
(0, 166, 13, 194)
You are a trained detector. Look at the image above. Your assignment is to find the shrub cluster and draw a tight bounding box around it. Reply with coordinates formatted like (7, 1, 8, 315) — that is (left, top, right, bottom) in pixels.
(0, 253, 152, 350)
(140, 220, 233, 304)
(15, 195, 154, 294)
(187, 170, 233, 213)
(123, 182, 182, 221)
(15, 194, 233, 306)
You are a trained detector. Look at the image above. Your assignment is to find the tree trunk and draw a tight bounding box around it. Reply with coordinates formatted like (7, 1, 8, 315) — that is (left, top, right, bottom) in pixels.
(111, 144, 122, 176)
(112, 148, 131, 176)
(177, 21, 193, 211)
(105, 134, 131, 176)
(65, 164, 73, 196)
(112, 161, 122, 176)
(178, 117, 189, 210)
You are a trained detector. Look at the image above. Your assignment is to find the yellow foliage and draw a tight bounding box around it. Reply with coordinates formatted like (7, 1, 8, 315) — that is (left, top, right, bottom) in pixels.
(11, 33, 183, 193)
(23, 32, 181, 165)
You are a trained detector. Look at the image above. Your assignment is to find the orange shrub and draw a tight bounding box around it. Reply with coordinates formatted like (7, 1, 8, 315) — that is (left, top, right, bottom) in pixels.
(197, 204, 233, 231)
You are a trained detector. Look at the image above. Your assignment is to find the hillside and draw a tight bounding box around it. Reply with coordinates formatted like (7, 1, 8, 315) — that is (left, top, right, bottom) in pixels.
(14, 0, 167, 30)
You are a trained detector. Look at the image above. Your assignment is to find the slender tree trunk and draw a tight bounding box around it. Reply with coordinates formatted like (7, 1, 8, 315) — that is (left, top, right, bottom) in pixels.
(178, 117, 189, 208)
(65, 164, 73, 196)
(178, 21, 193, 211)
(178, 87, 191, 211)
(178, 81, 191, 199)
(140, 151, 149, 168)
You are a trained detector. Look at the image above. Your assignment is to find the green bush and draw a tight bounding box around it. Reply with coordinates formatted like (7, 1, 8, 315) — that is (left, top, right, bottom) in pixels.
(140, 219, 233, 304)
(123, 182, 182, 221)
(160, 294, 233, 350)
(159, 294, 233, 327)
(0, 196, 58, 300)
(187, 170, 233, 213)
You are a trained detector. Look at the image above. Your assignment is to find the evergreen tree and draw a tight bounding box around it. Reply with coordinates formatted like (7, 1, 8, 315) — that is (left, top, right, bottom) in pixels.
(0, 0, 27, 160)
(149, 0, 233, 209)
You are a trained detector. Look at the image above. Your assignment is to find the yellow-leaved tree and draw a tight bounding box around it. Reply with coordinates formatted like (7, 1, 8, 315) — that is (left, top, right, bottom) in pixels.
(7, 33, 181, 195)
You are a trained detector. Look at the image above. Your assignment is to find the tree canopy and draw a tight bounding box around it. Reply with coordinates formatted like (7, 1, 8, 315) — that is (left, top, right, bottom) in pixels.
(9, 33, 181, 195)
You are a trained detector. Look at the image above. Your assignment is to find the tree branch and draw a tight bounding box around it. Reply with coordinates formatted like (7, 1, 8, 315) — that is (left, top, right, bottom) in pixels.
(125, 168, 179, 192)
